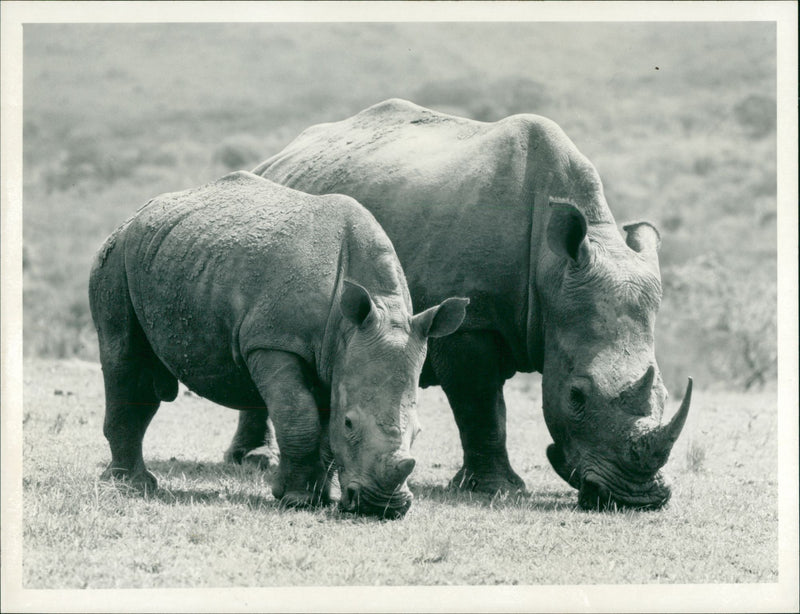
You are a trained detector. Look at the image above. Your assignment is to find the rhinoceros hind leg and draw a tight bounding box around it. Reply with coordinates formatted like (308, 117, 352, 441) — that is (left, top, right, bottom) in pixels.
(98, 357, 165, 494)
(429, 331, 526, 495)
(92, 290, 172, 494)
(246, 350, 330, 507)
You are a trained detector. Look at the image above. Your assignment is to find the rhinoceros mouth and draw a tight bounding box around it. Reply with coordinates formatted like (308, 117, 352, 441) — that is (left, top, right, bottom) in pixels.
(548, 444, 671, 511)
(577, 471, 670, 511)
(341, 498, 413, 519)
(339, 482, 413, 519)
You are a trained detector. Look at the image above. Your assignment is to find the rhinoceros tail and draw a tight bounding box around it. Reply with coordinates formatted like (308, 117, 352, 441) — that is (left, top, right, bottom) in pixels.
(151, 360, 178, 402)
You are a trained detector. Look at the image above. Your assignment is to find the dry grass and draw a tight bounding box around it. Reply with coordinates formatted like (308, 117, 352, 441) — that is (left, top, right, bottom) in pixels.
(21, 359, 778, 588)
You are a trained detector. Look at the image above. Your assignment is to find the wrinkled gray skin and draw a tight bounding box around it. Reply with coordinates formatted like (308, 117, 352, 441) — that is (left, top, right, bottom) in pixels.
(234, 99, 693, 510)
(89, 171, 468, 518)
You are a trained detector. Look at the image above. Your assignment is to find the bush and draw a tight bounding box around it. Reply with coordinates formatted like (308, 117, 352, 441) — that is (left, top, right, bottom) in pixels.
(414, 76, 550, 121)
(733, 94, 776, 140)
(211, 135, 264, 171)
(43, 136, 140, 193)
(661, 254, 777, 390)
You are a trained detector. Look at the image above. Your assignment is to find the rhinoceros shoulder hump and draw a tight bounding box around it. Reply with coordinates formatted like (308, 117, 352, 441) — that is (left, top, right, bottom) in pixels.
(360, 98, 424, 118)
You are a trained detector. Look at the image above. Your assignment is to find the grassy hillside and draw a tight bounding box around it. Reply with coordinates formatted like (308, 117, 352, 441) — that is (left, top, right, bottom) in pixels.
(22, 22, 777, 392)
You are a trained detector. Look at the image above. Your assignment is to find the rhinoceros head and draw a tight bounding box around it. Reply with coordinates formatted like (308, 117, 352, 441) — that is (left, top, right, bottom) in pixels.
(331, 280, 468, 518)
(540, 203, 692, 510)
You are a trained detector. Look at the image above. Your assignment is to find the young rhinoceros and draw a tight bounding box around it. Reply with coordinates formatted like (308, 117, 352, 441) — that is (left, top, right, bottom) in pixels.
(89, 171, 468, 518)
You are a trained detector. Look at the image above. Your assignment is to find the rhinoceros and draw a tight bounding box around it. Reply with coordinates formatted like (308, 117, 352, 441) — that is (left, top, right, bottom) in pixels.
(89, 170, 468, 518)
(234, 99, 693, 511)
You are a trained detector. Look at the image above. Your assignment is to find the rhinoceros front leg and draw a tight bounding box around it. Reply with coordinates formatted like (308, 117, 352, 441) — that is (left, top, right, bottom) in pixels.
(429, 330, 526, 494)
(246, 349, 330, 507)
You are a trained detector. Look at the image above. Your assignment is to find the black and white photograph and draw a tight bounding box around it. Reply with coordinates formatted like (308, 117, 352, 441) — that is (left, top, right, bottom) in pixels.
(1, 2, 798, 612)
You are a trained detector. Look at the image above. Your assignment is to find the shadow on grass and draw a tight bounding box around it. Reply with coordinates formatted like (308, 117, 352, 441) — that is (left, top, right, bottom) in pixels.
(147, 457, 275, 479)
(410, 483, 578, 512)
(112, 458, 391, 522)
(101, 458, 580, 515)
(151, 486, 276, 511)
(125, 457, 279, 511)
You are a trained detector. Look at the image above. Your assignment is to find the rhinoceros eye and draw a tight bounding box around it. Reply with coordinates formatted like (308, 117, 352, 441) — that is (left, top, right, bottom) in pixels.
(344, 416, 354, 430)
(569, 387, 586, 415)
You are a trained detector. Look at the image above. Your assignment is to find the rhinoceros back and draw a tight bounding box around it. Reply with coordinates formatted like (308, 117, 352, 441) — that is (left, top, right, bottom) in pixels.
(254, 99, 613, 371)
(100, 171, 398, 405)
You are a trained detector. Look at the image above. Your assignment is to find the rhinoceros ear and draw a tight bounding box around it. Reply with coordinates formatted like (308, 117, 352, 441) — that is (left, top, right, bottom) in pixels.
(546, 202, 589, 263)
(340, 280, 376, 328)
(413, 297, 469, 339)
(623, 221, 661, 254)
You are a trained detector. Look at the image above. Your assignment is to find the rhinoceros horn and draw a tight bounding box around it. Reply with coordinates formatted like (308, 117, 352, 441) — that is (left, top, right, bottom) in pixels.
(392, 457, 416, 484)
(638, 377, 693, 470)
(383, 456, 415, 487)
(619, 365, 656, 416)
(659, 377, 693, 448)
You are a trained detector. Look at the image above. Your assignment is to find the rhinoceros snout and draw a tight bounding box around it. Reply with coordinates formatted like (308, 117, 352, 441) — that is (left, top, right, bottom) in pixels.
(339, 482, 413, 519)
(577, 477, 671, 511)
(577, 478, 612, 511)
(341, 483, 360, 512)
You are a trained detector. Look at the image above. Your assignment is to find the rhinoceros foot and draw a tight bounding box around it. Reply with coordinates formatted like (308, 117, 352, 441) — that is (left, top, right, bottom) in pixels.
(276, 487, 332, 510)
(271, 462, 332, 509)
(100, 465, 158, 494)
(242, 452, 279, 471)
(223, 444, 280, 472)
(223, 447, 247, 464)
(277, 490, 316, 509)
(449, 464, 526, 495)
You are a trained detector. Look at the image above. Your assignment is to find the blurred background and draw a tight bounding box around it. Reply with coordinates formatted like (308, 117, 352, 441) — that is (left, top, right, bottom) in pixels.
(22, 22, 777, 394)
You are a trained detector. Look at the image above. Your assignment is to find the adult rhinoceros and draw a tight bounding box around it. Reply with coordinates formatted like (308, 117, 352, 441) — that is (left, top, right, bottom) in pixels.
(89, 170, 468, 518)
(233, 99, 693, 510)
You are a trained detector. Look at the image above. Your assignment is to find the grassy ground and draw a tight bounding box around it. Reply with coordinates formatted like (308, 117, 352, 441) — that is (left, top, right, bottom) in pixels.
(22, 359, 777, 588)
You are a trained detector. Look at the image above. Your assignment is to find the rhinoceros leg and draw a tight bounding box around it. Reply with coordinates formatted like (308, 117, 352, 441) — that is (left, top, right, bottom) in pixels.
(92, 286, 177, 494)
(224, 408, 277, 468)
(246, 349, 330, 507)
(99, 364, 162, 493)
(429, 330, 525, 494)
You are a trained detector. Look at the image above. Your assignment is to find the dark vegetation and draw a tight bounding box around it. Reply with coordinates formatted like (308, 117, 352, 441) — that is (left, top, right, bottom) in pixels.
(23, 22, 777, 393)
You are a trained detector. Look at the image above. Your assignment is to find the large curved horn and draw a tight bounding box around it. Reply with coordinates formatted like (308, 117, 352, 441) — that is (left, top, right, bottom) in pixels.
(618, 365, 656, 416)
(647, 377, 693, 469)
(630, 377, 692, 473)
(663, 377, 693, 447)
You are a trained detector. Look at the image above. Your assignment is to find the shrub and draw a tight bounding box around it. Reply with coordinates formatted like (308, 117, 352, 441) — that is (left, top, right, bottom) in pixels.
(733, 94, 776, 140)
(661, 254, 777, 390)
(414, 76, 549, 121)
(42, 136, 140, 193)
(212, 135, 263, 171)
(685, 439, 706, 473)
